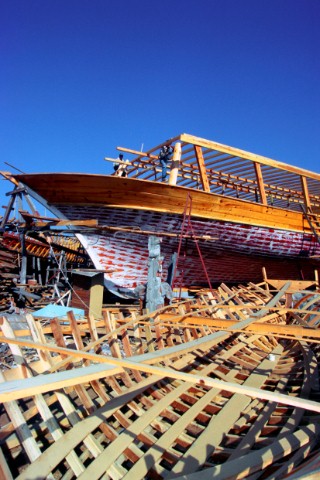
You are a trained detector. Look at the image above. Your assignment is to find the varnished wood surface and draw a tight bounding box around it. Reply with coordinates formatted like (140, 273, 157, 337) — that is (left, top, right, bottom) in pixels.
(15, 173, 310, 233)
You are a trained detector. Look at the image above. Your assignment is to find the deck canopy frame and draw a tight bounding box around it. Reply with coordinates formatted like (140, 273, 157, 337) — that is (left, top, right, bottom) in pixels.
(120, 133, 320, 214)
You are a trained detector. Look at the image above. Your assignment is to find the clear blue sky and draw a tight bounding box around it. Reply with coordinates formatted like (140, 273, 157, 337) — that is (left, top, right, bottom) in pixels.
(1, 0, 319, 209)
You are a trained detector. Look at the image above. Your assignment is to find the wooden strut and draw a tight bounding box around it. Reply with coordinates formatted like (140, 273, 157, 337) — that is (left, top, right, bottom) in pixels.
(6, 303, 320, 339)
(2, 334, 320, 413)
(1, 281, 320, 479)
(25, 222, 219, 242)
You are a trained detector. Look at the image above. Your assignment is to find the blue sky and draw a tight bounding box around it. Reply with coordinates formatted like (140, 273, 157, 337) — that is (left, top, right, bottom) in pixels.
(1, 0, 319, 209)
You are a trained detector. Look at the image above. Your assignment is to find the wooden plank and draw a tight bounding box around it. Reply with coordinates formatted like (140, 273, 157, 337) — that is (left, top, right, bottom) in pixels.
(301, 175, 312, 211)
(194, 145, 210, 192)
(14, 173, 311, 233)
(77, 366, 224, 480)
(165, 345, 283, 477)
(172, 424, 320, 480)
(15, 376, 161, 480)
(0, 390, 42, 461)
(157, 314, 320, 341)
(267, 279, 316, 291)
(227, 364, 295, 461)
(0, 363, 123, 401)
(2, 336, 320, 414)
(121, 350, 242, 480)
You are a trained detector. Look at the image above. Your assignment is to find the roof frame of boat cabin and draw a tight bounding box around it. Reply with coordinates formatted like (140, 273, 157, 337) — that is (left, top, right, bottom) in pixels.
(120, 133, 320, 214)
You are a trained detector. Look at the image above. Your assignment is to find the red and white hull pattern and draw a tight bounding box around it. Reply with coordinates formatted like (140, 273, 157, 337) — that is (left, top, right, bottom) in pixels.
(53, 205, 320, 291)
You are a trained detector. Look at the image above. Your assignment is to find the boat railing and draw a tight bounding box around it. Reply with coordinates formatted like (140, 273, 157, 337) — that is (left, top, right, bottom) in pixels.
(119, 133, 320, 216)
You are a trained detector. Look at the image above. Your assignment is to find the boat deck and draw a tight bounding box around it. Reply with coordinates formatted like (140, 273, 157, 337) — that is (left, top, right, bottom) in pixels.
(123, 133, 320, 215)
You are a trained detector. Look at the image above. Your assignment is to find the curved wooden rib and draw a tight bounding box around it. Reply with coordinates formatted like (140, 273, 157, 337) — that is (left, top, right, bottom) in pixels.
(1, 284, 320, 479)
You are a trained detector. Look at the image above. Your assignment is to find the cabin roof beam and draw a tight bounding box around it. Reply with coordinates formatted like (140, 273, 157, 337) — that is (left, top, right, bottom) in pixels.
(179, 133, 320, 182)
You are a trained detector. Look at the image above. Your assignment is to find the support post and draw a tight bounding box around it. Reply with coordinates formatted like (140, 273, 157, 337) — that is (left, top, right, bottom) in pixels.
(301, 175, 311, 212)
(254, 162, 268, 205)
(0, 192, 16, 230)
(19, 231, 27, 285)
(146, 236, 164, 313)
(166, 252, 178, 286)
(169, 142, 181, 186)
(194, 145, 210, 192)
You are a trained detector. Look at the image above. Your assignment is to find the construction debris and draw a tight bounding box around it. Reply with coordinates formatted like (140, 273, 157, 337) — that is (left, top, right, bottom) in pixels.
(1, 281, 320, 479)
(1, 133, 320, 478)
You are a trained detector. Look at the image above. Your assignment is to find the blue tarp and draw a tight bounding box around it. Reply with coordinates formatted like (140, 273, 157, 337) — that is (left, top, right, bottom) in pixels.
(33, 304, 85, 319)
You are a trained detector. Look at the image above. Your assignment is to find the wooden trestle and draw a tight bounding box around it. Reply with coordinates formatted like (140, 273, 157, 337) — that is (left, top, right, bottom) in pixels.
(1, 281, 320, 479)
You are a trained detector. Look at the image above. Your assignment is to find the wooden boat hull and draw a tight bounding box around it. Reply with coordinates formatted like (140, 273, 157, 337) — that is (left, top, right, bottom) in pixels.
(14, 174, 320, 291)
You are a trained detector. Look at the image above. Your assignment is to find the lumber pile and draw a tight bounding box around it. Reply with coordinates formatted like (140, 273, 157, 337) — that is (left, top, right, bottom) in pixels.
(0, 281, 320, 479)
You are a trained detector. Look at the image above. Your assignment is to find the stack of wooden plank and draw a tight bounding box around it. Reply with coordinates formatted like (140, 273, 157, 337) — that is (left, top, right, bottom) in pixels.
(1, 281, 320, 479)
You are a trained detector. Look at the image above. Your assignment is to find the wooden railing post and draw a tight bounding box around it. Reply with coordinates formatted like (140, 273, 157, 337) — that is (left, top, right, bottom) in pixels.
(301, 175, 311, 212)
(254, 162, 267, 205)
(194, 145, 210, 192)
(169, 142, 181, 186)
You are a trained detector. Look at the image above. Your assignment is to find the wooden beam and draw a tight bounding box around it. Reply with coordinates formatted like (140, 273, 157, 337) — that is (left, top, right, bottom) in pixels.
(2, 336, 320, 413)
(169, 142, 182, 186)
(194, 145, 210, 192)
(301, 175, 312, 211)
(116, 147, 158, 160)
(157, 314, 320, 339)
(254, 162, 268, 205)
(14, 173, 310, 233)
(180, 133, 320, 182)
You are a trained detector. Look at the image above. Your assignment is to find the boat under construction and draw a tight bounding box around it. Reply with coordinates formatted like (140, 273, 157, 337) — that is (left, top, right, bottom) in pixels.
(2, 132, 319, 296)
(0, 133, 320, 479)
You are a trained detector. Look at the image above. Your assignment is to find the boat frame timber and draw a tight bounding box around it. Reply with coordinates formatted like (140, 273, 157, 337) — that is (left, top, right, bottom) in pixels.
(1, 282, 320, 479)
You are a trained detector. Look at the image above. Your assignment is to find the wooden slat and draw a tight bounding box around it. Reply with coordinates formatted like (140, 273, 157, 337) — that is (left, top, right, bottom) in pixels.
(15, 377, 161, 480)
(171, 424, 320, 480)
(164, 345, 283, 477)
